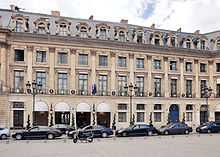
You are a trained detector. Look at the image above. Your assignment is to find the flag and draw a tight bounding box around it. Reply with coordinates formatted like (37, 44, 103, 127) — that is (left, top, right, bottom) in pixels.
(92, 84, 97, 95)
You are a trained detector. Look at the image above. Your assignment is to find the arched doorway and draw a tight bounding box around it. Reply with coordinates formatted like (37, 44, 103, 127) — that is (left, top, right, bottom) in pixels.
(35, 101, 48, 126)
(76, 102, 91, 128)
(55, 102, 70, 125)
(169, 104, 179, 122)
(97, 103, 111, 128)
(215, 104, 220, 120)
(200, 105, 208, 124)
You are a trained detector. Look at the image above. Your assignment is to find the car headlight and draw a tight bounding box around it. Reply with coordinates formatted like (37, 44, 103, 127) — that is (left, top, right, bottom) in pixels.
(118, 130, 123, 133)
(200, 126, 207, 129)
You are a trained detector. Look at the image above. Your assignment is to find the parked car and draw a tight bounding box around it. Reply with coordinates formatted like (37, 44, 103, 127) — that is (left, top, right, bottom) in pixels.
(12, 126, 62, 140)
(196, 121, 220, 133)
(51, 124, 74, 134)
(115, 124, 157, 137)
(0, 127, 10, 140)
(68, 125, 113, 138)
(158, 123, 193, 135)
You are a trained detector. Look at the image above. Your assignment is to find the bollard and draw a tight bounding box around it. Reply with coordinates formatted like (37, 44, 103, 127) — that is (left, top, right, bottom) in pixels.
(144, 136, 147, 140)
(26, 140, 29, 143)
(158, 136, 161, 139)
(210, 134, 213, 136)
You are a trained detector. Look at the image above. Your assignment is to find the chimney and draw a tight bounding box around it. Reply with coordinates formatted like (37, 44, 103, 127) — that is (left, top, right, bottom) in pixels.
(89, 15, 93, 20)
(120, 19, 128, 24)
(151, 23, 155, 28)
(51, 11, 60, 16)
(195, 30, 200, 34)
(10, 5, 16, 10)
(177, 28, 181, 32)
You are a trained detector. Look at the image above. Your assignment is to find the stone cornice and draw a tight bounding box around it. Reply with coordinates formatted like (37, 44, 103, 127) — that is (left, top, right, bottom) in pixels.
(9, 32, 219, 58)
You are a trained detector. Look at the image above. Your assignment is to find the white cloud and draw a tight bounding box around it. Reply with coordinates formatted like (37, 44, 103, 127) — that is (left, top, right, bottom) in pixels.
(0, 0, 220, 33)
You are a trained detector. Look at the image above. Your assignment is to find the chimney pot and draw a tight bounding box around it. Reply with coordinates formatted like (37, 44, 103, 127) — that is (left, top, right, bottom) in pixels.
(51, 11, 60, 16)
(120, 19, 128, 24)
(89, 15, 93, 20)
(151, 23, 155, 28)
(177, 28, 181, 32)
(10, 5, 15, 10)
(195, 30, 200, 34)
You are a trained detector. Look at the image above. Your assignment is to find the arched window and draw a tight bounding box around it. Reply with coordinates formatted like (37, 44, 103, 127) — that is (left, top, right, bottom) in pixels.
(80, 26, 87, 38)
(137, 31, 143, 44)
(16, 19, 24, 32)
(38, 23, 46, 34)
(154, 35, 160, 45)
(186, 39, 191, 49)
(59, 23, 67, 36)
(217, 40, 220, 50)
(100, 27, 106, 39)
(170, 36, 176, 47)
(200, 39, 205, 50)
(118, 31, 125, 42)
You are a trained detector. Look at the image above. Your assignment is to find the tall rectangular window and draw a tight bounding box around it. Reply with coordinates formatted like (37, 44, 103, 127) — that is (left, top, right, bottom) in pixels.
(217, 84, 220, 98)
(186, 62, 192, 72)
(136, 76, 144, 96)
(16, 20, 24, 32)
(186, 105, 193, 122)
(186, 80, 192, 98)
(154, 104, 162, 122)
(137, 32, 143, 44)
(118, 56, 126, 67)
(38, 23, 46, 34)
(36, 71, 46, 93)
(79, 54, 88, 65)
(58, 73, 67, 94)
(200, 40, 205, 50)
(100, 27, 106, 40)
(136, 58, 144, 68)
(78, 74, 88, 95)
(171, 79, 177, 97)
(200, 63, 206, 72)
(13, 102, 24, 127)
(36, 51, 46, 62)
(14, 49, 24, 61)
(14, 70, 24, 93)
(170, 36, 175, 47)
(118, 76, 126, 96)
(216, 63, 220, 72)
(137, 112, 144, 122)
(98, 75, 108, 96)
(201, 80, 206, 98)
(170, 61, 177, 71)
(154, 59, 161, 69)
(154, 78, 161, 97)
(59, 24, 67, 36)
(58, 52, 67, 64)
(118, 112, 126, 122)
(99, 55, 108, 66)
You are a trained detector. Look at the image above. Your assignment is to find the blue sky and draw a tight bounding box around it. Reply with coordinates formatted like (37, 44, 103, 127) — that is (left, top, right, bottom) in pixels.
(0, 0, 220, 33)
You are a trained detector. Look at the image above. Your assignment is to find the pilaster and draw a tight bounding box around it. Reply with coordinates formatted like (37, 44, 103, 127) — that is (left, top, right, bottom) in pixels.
(147, 55, 152, 92)
(27, 45, 34, 82)
(194, 59, 199, 98)
(163, 56, 169, 97)
(70, 49, 76, 89)
(129, 53, 134, 84)
(49, 47, 55, 89)
(110, 52, 116, 92)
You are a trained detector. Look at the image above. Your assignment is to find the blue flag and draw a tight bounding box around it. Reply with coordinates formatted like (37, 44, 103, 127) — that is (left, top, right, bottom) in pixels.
(92, 84, 97, 94)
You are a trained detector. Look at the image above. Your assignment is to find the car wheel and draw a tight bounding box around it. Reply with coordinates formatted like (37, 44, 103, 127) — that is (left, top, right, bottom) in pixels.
(101, 132, 108, 138)
(164, 130, 169, 135)
(147, 130, 153, 136)
(73, 138, 78, 143)
(15, 134, 22, 140)
(207, 129, 211, 134)
(122, 132, 127, 137)
(1, 134, 7, 140)
(47, 133, 54, 140)
(184, 130, 189, 134)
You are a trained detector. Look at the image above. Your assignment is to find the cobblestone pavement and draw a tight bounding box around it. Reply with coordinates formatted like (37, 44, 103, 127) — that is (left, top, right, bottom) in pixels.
(0, 134, 220, 157)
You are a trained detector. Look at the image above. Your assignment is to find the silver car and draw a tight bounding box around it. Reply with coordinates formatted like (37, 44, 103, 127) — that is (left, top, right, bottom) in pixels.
(0, 127, 10, 140)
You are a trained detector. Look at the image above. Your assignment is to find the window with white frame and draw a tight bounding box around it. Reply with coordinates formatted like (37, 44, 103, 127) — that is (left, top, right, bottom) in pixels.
(171, 79, 177, 97)
(78, 73, 88, 95)
(100, 27, 107, 40)
(58, 52, 67, 64)
(118, 31, 125, 42)
(99, 55, 108, 66)
(79, 26, 87, 38)
(14, 70, 24, 93)
(186, 39, 191, 49)
(98, 75, 108, 96)
(186, 105, 193, 122)
(118, 76, 126, 96)
(38, 23, 46, 34)
(58, 73, 67, 94)
(59, 23, 67, 36)
(118, 104, 127, 122)
(154, 78, 161, 97)
(79, 54, 88, 65)
(136, 76, 144, 96)
(36, 71, 46, 92)
(186, 62, 192, 72)
(136, 58, 144, 68)
(13, 102, 24, 127)
(36, 50, 46, 62)
(170, 61, 177, 71)
(137, 112, 144, 122)
(154, 59, 161, 69)
(118, 56, 126, 67)
(154, 104, 162, 122)
(186, 80, 192, 98)
(16, 19, 24, 32)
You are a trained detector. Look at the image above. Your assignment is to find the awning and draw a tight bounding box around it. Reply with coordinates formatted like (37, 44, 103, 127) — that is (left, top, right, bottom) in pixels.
(215, 104, 220, 112)
(97, 103, 111, 112)
(55, 102, 70, 112)
(77, 102, 90, 112)
(35, 101, 48, 111)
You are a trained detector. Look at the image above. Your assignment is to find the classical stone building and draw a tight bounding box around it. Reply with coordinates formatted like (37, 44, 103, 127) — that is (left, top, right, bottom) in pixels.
(1, 5, 220, 130)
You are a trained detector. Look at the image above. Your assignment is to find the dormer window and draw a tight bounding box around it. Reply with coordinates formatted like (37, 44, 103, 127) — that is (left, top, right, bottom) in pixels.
(217, 40, 220, 50)
(80, 26, 87, 38)
(118, 31, 125, 42)
(38, 23, 46, 34)
(200, 40, 205, 50)
(59, 23, 67, 36)
(186, 39, 191, 48)
(100, 27, 106, 40)
(155, 35, 160, 45)
(137, 32, 143, 43)
(16, 19, 24, 32)
(170, 36, 175, 47)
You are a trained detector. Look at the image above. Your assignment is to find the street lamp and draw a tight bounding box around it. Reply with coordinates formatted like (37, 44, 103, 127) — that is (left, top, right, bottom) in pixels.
(26, 80, 42, 126)
(124, 83, 138, 125)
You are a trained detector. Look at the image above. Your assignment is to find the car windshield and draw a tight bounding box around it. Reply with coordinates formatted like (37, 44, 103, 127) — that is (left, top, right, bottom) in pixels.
(126, 125, 135, 129)
(166, 123, 174, 128)
(201, 122, 212, 126)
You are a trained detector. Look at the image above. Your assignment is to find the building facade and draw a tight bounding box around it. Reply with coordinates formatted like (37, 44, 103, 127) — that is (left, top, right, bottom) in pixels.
(1, 5, 220, 130)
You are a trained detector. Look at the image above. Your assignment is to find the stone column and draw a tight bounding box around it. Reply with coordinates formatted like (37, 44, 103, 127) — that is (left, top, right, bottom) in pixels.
(147, 55, 152, 93)
(208, 60, 214, 97)
(129, 53, 134, 84)
(180, 58, 184, 95)
(49, 47, 55, 89)
(91, 50, 97, 86)
(110, 52, 116, 92)
(27, 46, 34, 82)
(70, 49, 76, 90)
(194, 59, 199, 98)
(163, 56, 169, 97)
(0, 43, 7, 84)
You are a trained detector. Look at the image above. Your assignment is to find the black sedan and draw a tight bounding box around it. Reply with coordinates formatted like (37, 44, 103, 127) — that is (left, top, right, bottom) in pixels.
(68, 125, 113, 138)
(158, 123, 193, 135)
(115, 124, 157, 137)
(12, 126, 62, 140)
(51, 124, 74, 134)
(196, 121, 220, 133)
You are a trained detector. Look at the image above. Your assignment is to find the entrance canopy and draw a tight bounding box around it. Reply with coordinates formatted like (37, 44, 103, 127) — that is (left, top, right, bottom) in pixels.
(77, 102, 90, 112)
(215, 104, 220, 112)
(55, 102, 70, 112)
(97, 103, 111, 112)
(35, 101, 48, 111)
